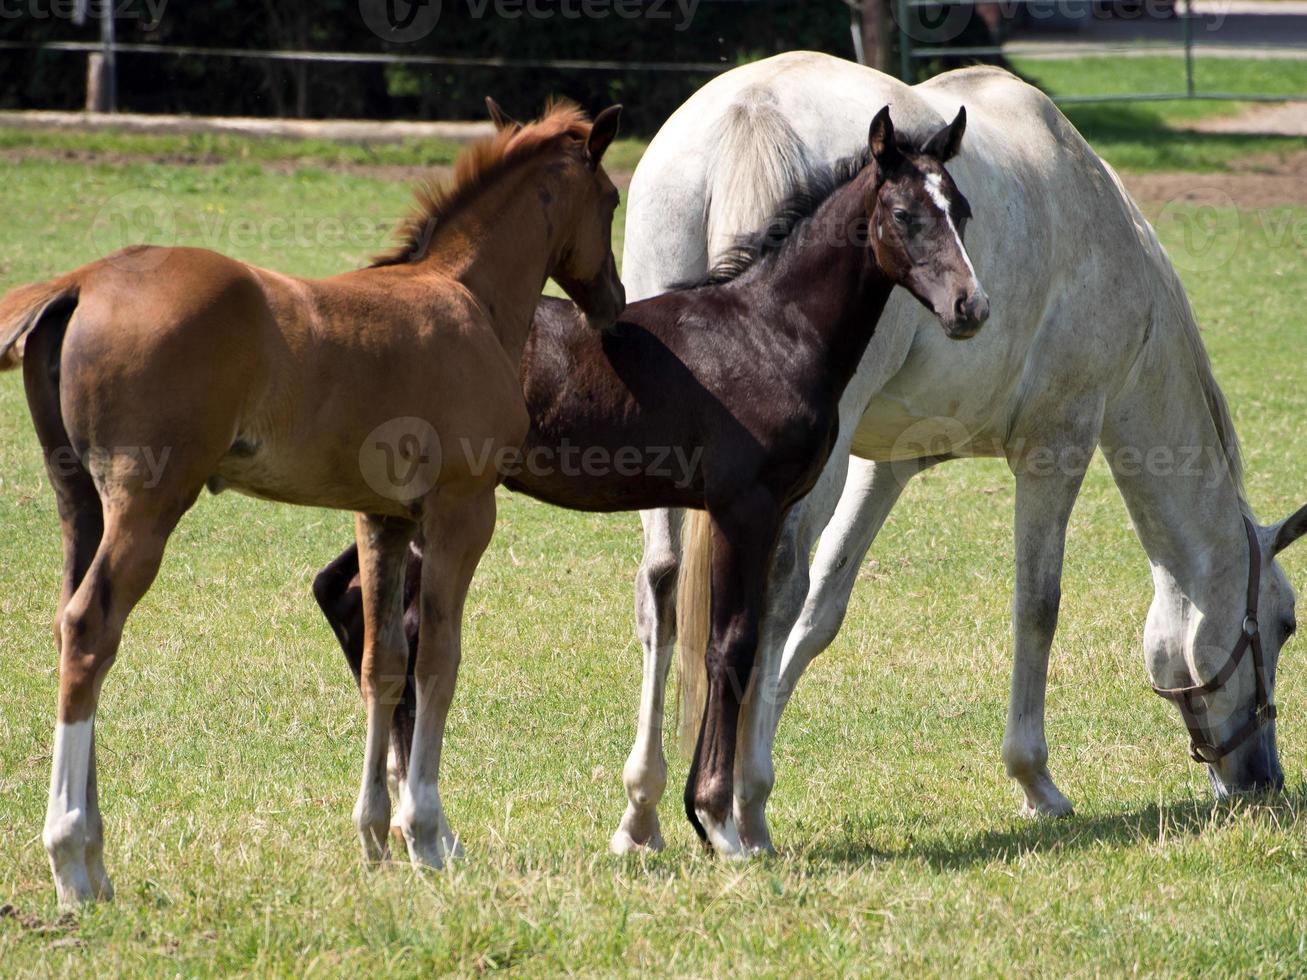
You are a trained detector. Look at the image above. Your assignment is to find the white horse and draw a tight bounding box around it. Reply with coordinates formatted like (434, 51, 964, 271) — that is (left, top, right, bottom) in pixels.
(612, 51, 1307, 856)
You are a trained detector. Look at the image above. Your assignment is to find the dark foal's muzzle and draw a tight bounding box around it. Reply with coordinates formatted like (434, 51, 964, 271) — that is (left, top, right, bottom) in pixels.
(946, 287, 989, 339)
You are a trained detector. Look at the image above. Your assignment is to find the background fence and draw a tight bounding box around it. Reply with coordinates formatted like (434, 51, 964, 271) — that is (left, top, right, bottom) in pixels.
(1, 0, 1303, 131)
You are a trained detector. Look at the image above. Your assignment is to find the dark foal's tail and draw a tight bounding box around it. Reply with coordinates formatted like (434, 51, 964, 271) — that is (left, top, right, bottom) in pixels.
(312, 542, 422, 781)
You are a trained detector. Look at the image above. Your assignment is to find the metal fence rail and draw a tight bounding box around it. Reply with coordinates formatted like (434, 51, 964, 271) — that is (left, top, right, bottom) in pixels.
(0, 39, 733, 76)
(896, 0, 1307, 102)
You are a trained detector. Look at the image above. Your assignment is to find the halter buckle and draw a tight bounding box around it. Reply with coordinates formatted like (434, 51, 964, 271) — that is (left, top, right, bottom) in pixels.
(1243, 615, 1259, 637)
(1190, 742, 1219, 765)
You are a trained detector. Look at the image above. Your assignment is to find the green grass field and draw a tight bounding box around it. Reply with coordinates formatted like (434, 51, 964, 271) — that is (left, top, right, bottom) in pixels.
(1011, 55, 1307, 170)
(2, 99, 1307, 975)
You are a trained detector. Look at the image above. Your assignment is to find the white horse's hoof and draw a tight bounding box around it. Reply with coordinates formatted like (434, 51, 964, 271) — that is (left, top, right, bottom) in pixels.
(696, 809, 748, 859)
(1020, 792, 1075, 818)
(610, 805, 665, 855)
(405, 831, 462, 870)
(734, 806, 776, 856)
(86, 856, 114, 902)
(610, 827, 665, 855)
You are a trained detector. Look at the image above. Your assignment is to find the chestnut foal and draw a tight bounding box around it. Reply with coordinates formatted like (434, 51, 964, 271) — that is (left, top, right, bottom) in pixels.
(314, 107, 989, 856)
(0, 100, 624, 905)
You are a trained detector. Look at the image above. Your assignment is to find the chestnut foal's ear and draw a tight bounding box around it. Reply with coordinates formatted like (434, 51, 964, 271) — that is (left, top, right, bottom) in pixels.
(924, 106, 967, 162)
(868, 106, 902, 171)
(586, 104, 622, 169)
(1273, 503, 1307, 555)
(485, 97, 520, 132)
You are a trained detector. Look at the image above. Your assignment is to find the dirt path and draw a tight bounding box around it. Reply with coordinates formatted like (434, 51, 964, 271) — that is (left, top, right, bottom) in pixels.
(1189, 101, 1307, 137)
(1123, 149, 1307, 208)
(0, 110, 494, 144)
(3, 139, 1302, 209)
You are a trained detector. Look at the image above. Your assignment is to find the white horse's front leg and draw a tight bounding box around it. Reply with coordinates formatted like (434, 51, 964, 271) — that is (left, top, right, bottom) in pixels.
(775, 455, 939, 707)
(611, 508, 682, 854)
(1002, 444, 1093, 818)
(734, 455, 934, 848)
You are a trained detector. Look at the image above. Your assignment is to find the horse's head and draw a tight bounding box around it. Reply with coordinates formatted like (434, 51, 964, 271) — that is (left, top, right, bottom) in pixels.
(487, 97, 626, 332)
(864, 106, 989, 340)
(1148, 505, 1306, 797)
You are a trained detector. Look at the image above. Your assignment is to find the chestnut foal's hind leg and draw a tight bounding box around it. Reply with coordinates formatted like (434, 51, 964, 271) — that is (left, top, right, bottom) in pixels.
(352, 515, 416, 861)
(686, 491, 781, 857)
(398, 491, 496, 868)
(43, 494, 190, 906)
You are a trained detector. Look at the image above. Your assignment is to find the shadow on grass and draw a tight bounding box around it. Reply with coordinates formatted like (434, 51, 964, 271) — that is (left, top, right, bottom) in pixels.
(805, 784, 1307, 871)
(1055, 103, 1307, 171)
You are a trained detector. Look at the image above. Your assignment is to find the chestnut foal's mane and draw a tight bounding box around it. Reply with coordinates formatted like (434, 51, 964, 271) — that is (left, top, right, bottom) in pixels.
(372, 100, 593, 268)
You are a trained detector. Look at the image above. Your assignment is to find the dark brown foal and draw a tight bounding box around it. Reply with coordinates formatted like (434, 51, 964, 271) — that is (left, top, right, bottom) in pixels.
(314, 107, 988, 856)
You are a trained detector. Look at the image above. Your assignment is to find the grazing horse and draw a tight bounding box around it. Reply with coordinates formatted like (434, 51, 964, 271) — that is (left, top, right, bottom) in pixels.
(622, 51, 1306, 854)
(313, 106, 989, 855)
(0, 100, 625, 906)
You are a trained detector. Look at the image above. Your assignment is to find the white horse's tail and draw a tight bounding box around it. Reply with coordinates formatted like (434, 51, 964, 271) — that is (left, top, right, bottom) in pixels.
(675, 509, 712, 754)
(703, 88, 813, 264)
(675, 92, 812, 756)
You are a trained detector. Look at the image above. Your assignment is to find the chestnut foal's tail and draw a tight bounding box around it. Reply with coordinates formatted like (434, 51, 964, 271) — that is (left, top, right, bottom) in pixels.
(0, 276, 80, 370)
(674, 511, 712, 755)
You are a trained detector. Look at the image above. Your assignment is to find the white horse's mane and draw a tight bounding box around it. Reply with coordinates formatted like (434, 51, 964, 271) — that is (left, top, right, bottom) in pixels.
(1181, 307, 1248, 503)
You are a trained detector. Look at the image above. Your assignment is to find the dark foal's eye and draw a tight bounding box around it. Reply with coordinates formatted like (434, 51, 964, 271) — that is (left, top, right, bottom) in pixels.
(892, 208, 913, 229)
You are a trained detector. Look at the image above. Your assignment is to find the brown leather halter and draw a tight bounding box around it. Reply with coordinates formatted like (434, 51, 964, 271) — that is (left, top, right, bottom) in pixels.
(1151, 516, 1277, 764)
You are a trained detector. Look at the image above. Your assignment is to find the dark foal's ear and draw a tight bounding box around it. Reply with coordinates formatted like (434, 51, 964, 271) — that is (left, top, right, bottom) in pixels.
(924, 106, 967, 163)
(485, 97, 520, 132)
(1274, 503, 1307, 555)
(586, 105, 622, 170)
(868, 106, 902, 172)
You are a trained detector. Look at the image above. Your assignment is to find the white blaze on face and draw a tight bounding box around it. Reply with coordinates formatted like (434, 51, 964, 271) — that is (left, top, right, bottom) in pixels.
(925, 172, 978, 284)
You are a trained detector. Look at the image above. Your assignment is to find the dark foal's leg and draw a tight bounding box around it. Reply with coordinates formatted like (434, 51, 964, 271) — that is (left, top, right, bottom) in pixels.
(313, 543, 367, 683)
(314, 541, 422, 791)
(685, 488, 782, 856)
